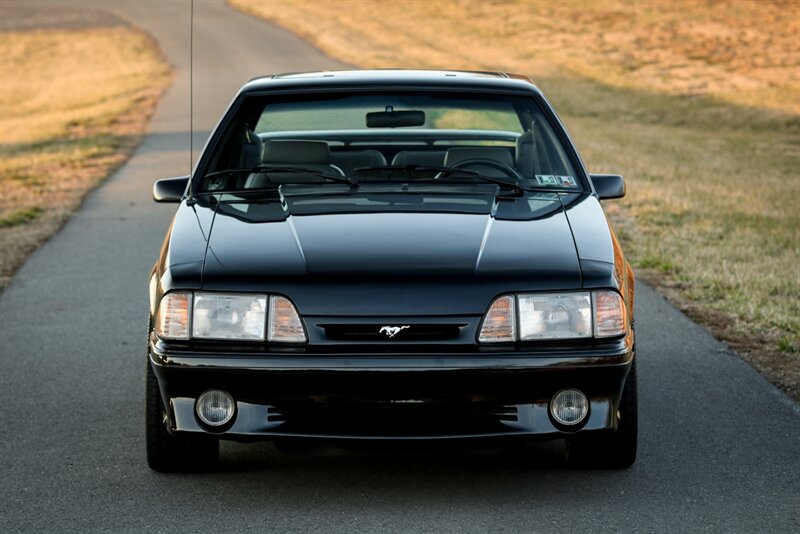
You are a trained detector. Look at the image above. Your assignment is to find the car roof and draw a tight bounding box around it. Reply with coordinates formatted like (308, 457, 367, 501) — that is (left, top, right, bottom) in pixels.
(240, 69, 542, 95)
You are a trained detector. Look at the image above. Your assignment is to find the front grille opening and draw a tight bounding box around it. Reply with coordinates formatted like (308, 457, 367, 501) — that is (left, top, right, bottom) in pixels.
(322, 323, 465, 342)
(488, 406, 519, 422)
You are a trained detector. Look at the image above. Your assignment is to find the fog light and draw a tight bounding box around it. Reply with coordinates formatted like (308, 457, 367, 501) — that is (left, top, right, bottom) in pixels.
(550, 389, 589, 426)
(196, 390, 235, 427)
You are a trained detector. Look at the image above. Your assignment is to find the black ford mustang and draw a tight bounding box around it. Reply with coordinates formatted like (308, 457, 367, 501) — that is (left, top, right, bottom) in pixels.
(147, 70, 636, 471)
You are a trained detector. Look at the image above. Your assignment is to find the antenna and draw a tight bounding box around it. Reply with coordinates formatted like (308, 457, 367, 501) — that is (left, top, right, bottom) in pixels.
(184, 0, 197, 206)
(189, 0, 193, 177)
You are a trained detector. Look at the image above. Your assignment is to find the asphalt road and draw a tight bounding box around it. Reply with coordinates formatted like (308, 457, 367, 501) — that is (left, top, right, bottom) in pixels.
(1, 1, 798, 532)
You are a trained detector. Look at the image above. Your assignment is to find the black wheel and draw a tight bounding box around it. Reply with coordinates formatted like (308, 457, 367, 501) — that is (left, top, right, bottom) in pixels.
(567, 358, 638, 469)
(146, 352, 219, 472)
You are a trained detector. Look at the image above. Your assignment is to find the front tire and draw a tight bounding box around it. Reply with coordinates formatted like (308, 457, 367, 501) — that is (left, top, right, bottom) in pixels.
(567, 358, 638, 468)
(146, 359, 219, 472)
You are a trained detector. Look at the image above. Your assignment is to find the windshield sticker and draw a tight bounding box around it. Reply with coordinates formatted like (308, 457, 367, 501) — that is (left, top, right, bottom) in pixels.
(535, 175, 577, 187)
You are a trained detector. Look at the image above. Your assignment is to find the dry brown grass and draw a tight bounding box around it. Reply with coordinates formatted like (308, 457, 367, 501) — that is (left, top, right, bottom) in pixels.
(231, 0, 800, 399)
(0, 27, 171, 288)
(231, 0, 799, 114)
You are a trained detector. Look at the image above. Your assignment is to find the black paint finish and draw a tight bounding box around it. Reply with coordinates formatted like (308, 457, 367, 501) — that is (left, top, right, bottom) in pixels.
(148, 70, 634, 445)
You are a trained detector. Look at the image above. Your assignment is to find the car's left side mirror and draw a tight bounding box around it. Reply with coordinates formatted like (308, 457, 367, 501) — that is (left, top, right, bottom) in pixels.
(153, 176, 190, 203)
(590, 174, 625, 200)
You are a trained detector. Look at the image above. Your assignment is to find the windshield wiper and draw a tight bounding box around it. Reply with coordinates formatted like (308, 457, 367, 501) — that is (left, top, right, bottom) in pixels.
(356, 164, 480, 177)
(356, 164, 525, 197)
(203, 165, 357, 187)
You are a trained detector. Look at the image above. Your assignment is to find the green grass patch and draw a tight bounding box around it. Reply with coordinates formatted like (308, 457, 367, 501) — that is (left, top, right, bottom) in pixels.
(0, 207, 43, 228)
(778, 336, 797, 354)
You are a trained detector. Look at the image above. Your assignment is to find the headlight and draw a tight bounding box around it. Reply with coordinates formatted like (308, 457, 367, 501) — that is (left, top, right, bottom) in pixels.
(518, 292, 591, 340)
(193, 292, 267, 340)
(154, 291, 306, 343)
(479, 290, 626, 342)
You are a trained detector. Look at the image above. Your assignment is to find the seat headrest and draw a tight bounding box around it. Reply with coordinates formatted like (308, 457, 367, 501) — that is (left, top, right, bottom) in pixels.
(240, 130, 263, 169)
(515, 131, 537, 177)
(443, 147, 514, 168)
(391, 150, 446, 167)
(263, 140, 330, 164)
(330, 150, 388, 175)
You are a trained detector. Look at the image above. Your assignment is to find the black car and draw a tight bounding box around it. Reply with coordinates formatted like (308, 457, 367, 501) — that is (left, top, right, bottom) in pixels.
(148, 70, 636, 471)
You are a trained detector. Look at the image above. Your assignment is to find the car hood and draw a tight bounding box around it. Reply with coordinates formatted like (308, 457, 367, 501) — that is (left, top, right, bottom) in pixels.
(198, 199, 582, 315)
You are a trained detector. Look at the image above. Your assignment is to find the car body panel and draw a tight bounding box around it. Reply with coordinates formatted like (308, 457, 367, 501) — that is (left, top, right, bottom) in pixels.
(148, 69, 635, 444)
(199, 204, 583, 316)
(149, 342, 631, 439)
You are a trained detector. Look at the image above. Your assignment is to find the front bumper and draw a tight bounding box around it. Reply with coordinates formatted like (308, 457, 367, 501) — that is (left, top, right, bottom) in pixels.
(149, 341, 633, 440)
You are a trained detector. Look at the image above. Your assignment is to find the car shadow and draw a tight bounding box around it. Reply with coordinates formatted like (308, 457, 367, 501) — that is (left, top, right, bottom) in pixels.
(144, 438, 642, 513)
(219, 438, 572, 474)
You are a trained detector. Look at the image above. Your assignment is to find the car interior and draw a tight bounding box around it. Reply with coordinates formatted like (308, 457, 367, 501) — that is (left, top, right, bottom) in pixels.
(200, 94, 579, 192)
(243, 139, 556, 185)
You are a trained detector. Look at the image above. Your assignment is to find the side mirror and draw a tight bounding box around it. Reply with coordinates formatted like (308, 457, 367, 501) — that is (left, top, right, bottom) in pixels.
(590, 174, 625, 200)
(153, 176, 190, 203)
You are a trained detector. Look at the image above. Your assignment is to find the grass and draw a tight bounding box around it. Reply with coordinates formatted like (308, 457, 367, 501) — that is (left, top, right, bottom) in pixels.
(230, 0, 800, 399)
(0, 207, 43, 228)
(0, 26, 171, 289)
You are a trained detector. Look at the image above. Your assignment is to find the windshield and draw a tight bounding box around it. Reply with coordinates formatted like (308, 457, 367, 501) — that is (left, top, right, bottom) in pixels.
(198, 91, 581, 194)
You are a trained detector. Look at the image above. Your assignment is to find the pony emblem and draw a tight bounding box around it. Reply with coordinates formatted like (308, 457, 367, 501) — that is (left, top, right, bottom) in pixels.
(379, 325, 410, 338)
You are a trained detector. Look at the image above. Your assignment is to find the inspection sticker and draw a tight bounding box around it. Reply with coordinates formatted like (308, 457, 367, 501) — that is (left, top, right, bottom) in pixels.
(535, 175, 577, 187)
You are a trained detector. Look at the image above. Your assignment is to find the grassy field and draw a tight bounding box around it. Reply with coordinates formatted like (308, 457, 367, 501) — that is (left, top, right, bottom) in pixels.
(230, 0, 800, 399)
(0, 27, 171, 289)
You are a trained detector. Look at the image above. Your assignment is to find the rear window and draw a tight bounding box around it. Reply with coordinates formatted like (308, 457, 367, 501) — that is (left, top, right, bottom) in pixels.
(254, 95, 523, 133)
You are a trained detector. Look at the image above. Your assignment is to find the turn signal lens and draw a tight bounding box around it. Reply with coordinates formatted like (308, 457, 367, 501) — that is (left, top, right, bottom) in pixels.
(268, 295, 307, 343)
(478, 295, 516, 342)
(593, 290, 627, 337)
(156, 291, 191, 340)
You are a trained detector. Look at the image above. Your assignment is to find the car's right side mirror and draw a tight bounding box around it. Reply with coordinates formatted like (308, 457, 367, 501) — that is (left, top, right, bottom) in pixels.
(590, 174, 625, 200)
(153, 176, 190, 203)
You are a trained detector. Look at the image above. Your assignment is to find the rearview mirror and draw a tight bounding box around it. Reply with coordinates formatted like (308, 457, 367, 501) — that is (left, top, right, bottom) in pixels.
(590, 174, 625, 200)
(153, 176, 189, 203)
(366, 108, 425, 128)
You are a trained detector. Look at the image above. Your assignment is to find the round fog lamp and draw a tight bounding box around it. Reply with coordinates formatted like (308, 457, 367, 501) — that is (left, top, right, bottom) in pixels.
(550, 389, 589, 426)
(196, 390, 235, 427)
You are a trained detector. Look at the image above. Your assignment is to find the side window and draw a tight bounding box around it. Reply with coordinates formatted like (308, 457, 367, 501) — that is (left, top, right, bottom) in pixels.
(516, 109, 577, 185)
(535, 117, 573, 176)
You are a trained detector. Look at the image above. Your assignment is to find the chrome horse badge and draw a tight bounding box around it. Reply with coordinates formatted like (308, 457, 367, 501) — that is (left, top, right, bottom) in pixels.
(379, 325, 410, 338)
